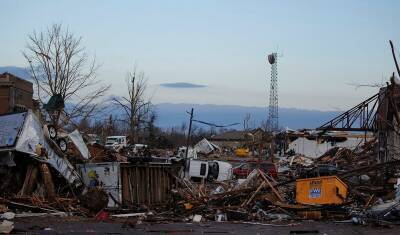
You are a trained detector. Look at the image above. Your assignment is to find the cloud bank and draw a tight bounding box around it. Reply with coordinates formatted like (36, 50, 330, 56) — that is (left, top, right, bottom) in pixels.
(160, 82, 206, 88)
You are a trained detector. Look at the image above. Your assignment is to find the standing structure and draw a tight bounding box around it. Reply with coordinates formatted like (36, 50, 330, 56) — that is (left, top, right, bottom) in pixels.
(0, 72, 33, 115)
(267, 53, 279, 131)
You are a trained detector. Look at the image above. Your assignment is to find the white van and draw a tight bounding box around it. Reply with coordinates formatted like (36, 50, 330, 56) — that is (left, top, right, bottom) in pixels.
(188, 160, 233, 182)
(105, 136, 127, 150)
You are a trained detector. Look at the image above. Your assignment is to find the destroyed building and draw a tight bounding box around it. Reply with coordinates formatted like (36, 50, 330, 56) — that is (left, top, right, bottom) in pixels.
(376, 84, 400, 162)
(0, 73, 184, 218)
(285, 130, 374, 159)
(209, 128, 265, 148)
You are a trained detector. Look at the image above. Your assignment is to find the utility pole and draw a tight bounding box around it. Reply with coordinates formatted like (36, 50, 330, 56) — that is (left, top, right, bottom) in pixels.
(182, 108, 194, 178)
(183, 107, 239, 159)
(185, 108, 194, 159)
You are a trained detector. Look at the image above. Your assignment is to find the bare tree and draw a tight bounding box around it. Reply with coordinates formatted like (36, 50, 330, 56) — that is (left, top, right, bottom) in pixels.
(113, 66, 151, 143)
(23, 23, 110, 124)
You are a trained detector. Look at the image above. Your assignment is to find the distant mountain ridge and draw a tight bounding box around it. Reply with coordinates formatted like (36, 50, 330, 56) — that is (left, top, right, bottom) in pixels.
(152, 103, 340, 130)
(98, 103, 339, 130)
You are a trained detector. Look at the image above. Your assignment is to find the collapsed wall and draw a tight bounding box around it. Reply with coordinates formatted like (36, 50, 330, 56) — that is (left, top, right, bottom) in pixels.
(287, 132, 373, 159)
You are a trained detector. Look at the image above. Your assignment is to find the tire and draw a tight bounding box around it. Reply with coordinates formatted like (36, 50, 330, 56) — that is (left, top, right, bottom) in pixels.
(58, 138, 68, 152)
(48, 125, 57, 139)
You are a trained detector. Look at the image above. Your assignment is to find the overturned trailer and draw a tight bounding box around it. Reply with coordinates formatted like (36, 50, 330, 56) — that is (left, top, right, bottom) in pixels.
(0, 111, 82, 191)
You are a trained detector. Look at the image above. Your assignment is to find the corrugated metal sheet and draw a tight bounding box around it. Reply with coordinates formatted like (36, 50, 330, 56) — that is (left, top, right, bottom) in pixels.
(0, 112, 26, 148)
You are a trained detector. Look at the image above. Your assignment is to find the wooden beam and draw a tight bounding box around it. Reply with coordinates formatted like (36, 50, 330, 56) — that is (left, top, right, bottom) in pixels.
(258, 169, 285, 202)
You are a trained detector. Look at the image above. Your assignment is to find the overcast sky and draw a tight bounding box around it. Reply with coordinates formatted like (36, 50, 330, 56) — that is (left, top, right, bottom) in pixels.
(1, 0, 399, 111)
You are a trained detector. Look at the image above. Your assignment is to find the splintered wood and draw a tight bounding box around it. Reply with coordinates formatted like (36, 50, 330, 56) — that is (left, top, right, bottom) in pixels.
(39, 163, 56, 200)
(19, 164, 38, 196)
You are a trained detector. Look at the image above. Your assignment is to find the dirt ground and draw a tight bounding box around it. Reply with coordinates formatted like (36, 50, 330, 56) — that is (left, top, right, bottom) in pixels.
(10, 216, 400, 234)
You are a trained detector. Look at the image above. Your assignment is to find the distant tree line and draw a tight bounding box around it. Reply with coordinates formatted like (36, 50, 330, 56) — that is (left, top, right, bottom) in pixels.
(76, 115, 234, 148)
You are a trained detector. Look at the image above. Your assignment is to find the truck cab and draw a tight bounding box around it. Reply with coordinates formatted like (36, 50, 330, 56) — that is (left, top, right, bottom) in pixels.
(188, 160, 209, 179)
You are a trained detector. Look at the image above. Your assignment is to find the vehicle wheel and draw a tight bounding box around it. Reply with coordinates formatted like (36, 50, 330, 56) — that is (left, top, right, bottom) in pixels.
(58, 138, 68, 152)
(48, 125, 57, 139)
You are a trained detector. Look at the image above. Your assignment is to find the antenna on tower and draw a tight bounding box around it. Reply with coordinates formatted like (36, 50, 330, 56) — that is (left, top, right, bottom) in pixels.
(267, 52, 279, 132)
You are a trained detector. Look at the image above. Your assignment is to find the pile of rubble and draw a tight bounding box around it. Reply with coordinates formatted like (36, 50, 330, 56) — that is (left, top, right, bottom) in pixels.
(138, 138, 400, 226)
(163, 169, 294, 223)
(317, 139, 377, 169)
(1, 111, 400, 233)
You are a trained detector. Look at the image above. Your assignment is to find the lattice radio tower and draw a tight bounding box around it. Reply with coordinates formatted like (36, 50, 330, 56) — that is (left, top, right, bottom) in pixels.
(267, 53, 279, 131)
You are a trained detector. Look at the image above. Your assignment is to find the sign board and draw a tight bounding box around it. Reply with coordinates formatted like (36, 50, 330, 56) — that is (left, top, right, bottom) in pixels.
(0, 112, 26, 148)
(77, 162, 121, 207)
(309, 179, 322, 199)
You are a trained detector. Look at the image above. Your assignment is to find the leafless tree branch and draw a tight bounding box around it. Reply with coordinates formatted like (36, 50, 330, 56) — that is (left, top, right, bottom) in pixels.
(23, 23, 110, 125)
(112, 66, 152, 143)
